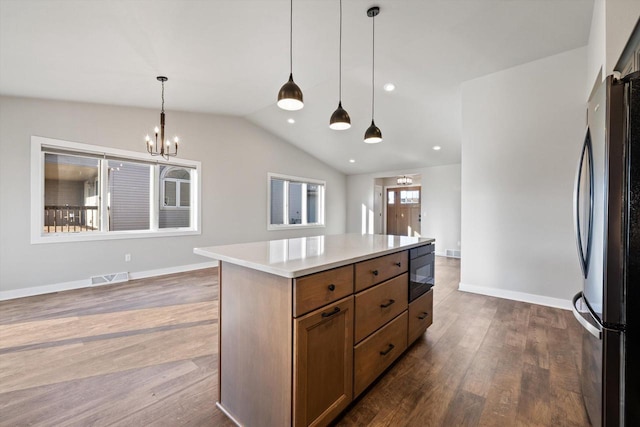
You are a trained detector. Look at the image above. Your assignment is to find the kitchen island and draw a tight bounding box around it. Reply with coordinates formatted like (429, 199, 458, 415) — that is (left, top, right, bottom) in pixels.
(194, 234, 435, 427)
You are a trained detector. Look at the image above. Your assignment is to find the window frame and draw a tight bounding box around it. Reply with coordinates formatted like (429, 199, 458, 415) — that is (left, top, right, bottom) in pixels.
(267, 172, 326, 231)
(31, 135, 201, 244)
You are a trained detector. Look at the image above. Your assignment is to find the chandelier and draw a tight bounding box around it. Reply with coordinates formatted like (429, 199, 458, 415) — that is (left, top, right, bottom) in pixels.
(397, 176, 413, 185)
(145, 76, 179, 160)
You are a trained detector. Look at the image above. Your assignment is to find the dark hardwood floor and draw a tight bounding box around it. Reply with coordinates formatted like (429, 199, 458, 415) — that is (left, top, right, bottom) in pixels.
(0, 257, 589, 426)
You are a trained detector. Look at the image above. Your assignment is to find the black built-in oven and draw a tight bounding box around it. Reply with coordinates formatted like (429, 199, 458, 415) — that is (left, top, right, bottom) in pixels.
(409, 243, 435, 302)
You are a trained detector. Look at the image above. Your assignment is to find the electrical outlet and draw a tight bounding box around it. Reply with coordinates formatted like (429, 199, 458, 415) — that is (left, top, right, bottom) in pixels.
(125, 253, 131, 262)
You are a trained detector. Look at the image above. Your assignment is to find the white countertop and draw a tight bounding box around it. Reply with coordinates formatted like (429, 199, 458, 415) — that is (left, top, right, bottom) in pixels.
(194, 234, 435, 278)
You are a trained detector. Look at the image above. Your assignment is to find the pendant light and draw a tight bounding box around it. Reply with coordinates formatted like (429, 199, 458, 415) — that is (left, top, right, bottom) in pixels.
(145, 76, 179, 160)
(364, 6, 382, 143)
(277, 0, 304, 111)
(329, 0, 351, 130)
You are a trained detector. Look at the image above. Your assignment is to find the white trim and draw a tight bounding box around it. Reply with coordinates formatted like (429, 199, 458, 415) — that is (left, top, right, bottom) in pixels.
(458, 282, 572, 310)
(0, 261, 218, 301)
(31, 136, 202, 244)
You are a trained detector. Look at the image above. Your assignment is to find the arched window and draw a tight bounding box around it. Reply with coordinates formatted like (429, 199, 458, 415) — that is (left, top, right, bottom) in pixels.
(161, 166, 191, 208)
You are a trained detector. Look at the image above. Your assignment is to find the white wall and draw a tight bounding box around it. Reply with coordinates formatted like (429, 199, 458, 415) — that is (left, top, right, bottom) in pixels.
(460, 47, 587, 307)
(0, 96, 346, 295)
(346, 164, 461, 257)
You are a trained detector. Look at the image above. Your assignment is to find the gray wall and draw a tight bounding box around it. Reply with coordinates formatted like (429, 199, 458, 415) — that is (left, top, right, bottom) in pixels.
(0, 96, 346, 292)
(460, 47, 586, 303)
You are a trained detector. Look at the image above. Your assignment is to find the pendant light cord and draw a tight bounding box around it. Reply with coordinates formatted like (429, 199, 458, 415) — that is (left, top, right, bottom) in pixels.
(339, 0, 342, 101)
(371, 12, 375, 120)
(290, 0, 293, 75)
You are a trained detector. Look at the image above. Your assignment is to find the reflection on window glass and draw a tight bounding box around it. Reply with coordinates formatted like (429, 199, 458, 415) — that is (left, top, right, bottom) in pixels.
(388, 191, 395, 205)
(159, 166, 191, 228)
(44, 153, 100, 233)
(108, 160, 151, 231)
(289, 182, 303, 224)
(307, 184, 318, 224)
(271, 179, 285, 225)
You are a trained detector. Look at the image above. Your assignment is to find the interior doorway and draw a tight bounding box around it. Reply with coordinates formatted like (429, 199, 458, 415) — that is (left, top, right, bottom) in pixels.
(386, 186, 421, 237)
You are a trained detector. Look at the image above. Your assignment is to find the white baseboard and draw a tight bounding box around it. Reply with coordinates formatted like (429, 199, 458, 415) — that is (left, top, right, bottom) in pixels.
(0, 261, 218, 301)
(458, 282, 572, 310)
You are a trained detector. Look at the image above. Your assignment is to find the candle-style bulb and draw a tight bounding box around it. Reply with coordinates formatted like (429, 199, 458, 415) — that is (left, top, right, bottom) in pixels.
(166, 139, 170, 146)
(145, 135, 150, 142)
(154, 126, 159, 134)
(174, 136, 179, 144)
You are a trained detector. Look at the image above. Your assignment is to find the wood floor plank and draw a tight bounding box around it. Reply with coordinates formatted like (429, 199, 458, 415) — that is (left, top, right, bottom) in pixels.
(0, 258, 590, 427)
(0, 323, 217, 393)
(0, 301, 216, 349)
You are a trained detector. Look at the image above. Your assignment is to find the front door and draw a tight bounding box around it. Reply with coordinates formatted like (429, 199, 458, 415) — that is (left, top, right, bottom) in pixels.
(386, 186, 421, 236)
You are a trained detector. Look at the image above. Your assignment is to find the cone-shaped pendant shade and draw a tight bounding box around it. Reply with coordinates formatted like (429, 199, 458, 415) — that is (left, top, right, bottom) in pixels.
(277, 73, 304, 111)
(329, 102, 351, 130)
(364, 120, 382, 143)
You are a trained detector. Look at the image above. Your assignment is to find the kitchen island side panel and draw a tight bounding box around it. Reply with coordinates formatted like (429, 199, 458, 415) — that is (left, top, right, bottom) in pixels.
(219, 262, 293, 426)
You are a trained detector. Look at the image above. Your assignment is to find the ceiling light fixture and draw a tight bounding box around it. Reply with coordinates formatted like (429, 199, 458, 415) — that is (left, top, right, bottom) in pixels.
(383, 83, 395, 92)
(432, 145, 441, 150)
(145, 76, 179, 160)
(349, 159, 356, 163)
(329, 0, 351, 130)
(287, 118, 296, 124)
(364, 6, 382, 144)
(277, 0, 304, 111)
(397, 176, 413, 185)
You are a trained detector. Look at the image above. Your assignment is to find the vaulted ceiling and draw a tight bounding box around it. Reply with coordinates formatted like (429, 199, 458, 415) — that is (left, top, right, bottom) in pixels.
(0, 0, 594, 174)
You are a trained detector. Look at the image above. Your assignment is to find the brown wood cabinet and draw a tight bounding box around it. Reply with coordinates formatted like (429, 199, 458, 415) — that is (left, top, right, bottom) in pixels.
(354, 273, 408, 343)
(408, 288, 433, 344)
(293, 296, 354, 427)
(213, 241, 433, 427)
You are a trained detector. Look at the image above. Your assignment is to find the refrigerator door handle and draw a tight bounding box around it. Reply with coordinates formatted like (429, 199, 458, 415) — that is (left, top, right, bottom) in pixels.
(572, 292, 602, 339)
(573, 129, 594, 278)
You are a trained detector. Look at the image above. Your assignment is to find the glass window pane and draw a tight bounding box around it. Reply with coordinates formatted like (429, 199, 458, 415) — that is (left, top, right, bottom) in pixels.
(270, 179, 285, 225)
(44, 153, 100, 233)
(288, 182, 303, 224)
(307, 184, 318, 224)
(164, 181, 177, 206)
(108, 160, 150, 231)
(388, 191, 395, 205)
(180, 182, 190, 207)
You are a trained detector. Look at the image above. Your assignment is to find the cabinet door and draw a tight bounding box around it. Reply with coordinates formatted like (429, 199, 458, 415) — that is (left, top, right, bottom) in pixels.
(294, 296, 354, 427)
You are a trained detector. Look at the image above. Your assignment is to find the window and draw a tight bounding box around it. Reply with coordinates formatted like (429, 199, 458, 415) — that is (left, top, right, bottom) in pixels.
(268, 173, 325, 230)
(32, 136, 201, 243)
(400, 190, 419, 204)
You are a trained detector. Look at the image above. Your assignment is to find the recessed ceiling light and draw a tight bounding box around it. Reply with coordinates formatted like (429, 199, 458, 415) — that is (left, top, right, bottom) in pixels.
(287, 118, 295, 124)
(383, 83, 396, 92)
(349, 159, 356, 163)
(432, 145, 441, 150)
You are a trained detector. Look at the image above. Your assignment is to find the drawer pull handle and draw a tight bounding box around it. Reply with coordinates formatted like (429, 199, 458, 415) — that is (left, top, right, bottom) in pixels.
(418, 312, 429, 320)
(321, 307, 341, 318)
(379, 344, 395, 356)
(395, 262, 402, 267)
(328, 284, 336, 291)
(372, 270, 379, 276)
(380, 299, 396, 308)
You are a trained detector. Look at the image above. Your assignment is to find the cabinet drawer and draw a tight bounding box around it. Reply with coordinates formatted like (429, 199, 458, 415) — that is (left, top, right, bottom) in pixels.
(408, 289, 433, 344)
(294, 265, 354, 317)
(354, 273, 408, 343)
(354, 311, 408, 397)
(355, 251, 408, 292)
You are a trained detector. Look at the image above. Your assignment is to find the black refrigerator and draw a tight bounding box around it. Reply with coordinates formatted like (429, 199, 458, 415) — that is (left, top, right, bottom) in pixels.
(571, 71, 639, 426)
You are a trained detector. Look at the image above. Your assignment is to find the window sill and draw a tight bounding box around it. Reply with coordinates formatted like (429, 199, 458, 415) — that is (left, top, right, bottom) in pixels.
(31, 228, 201, 244)
(267, 224, 326, 231)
